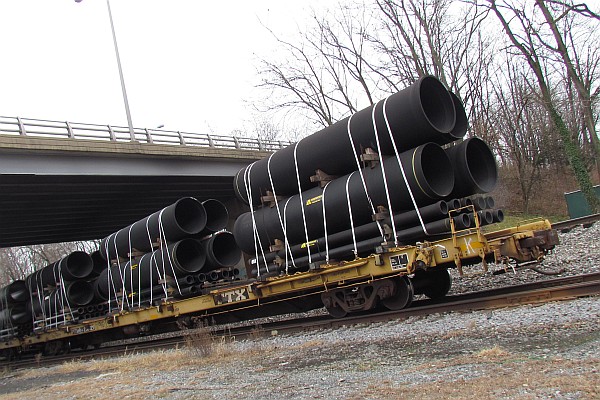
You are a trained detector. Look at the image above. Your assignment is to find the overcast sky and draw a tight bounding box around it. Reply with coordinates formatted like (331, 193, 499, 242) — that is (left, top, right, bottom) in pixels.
(0, 0, 323, 136)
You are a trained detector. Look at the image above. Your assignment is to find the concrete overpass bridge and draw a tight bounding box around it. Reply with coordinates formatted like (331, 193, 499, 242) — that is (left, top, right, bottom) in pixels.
(0, 116, 290, 248)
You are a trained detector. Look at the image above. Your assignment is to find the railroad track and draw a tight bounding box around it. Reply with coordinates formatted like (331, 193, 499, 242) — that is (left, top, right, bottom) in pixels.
(552, 213, 600, 231)
(6, 272, 600, 370)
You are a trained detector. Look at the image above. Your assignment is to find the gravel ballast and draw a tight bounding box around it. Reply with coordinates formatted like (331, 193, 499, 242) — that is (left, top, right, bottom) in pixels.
(0, 223, 598, 400)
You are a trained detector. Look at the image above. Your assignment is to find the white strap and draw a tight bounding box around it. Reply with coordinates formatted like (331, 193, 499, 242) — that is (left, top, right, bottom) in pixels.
(243, 162, 270, 275)
(371, 100, 399, 245)
(128, 225, 134, 302)
(321, 181, 331, 263)
(381, 96, 430, 237)
(158, 209, 182, 296)
(345, 172, 359, 257)
(282, 197, 296, 274)
(293, 142, 312, 264)
(345, 113, 385, 238)
(267, 153, 296, 272)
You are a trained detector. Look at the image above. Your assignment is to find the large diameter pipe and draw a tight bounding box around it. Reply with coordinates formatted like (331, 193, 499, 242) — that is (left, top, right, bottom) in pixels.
(449, 92, 468, 139)
(95, 238, 206, 300)
(90, 250, 109, 278)
(446, 137, 498, 199)
(255, 215, 471, 275)
(100, 197, 207, 261)
(233, 143, 455, 254)
(257, 200, 452, 263)
(0, 305, 31, 325)
(197, 199, 229, 237)
(200, 232, 242, 270)
(235, 76, 458, 205)
(65, 280, 95, 306)
(0, 280, 29, 305)
(38, 251, 94, 287)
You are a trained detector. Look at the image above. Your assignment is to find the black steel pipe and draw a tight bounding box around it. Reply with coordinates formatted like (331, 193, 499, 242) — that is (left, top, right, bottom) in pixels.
(235, 76, 458, 205)
(173, 285, 200, 299)
(0, 305, 31, 325)
(0, 280, 29, 305)
(201, 232, 242, 270)
(176, 275, 196, 287)
(477, 210, 494, 225)
(234, 143, 455, 254)
(95, 238, 206, 300)
(208, 270, 222, 282)
(38, 251, 94, 287)
(65, 280, 95, 306)
(99, 197, 207, 260)
(445, 137, 498, 199)
(254, 215, 471, 275)
(197, 199, 229, 237)
(256, 200, 452, 264)
(492, 209, 504, 223)
(90, 250, 109, 278)
(449, 92, 468, 139)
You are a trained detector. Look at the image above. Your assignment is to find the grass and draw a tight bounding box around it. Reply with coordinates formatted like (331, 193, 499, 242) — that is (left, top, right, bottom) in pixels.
(483, 212, 567, 231)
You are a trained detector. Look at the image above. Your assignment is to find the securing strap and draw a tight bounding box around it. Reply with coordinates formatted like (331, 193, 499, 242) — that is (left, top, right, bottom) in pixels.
(293, 142, 312, 264)
(267, 153, 296, 274)
(345, 113, 385, 239)
(282, 197, 296, 274)
(243, 162, 270, 276)
(321, 181, 331, 263)
(345, 172, 359, 257)
(371, 100, 399, 246)
(381, 96, 429, 237)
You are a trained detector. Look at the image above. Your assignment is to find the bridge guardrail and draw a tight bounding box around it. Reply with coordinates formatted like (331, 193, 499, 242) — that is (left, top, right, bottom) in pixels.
(0, 116, 292, 151)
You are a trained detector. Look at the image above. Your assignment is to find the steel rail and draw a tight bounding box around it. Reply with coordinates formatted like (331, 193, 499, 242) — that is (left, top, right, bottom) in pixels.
(6, 272, 600, 369)
(551, 213, 600, 231)
(0, 115, 292, 151)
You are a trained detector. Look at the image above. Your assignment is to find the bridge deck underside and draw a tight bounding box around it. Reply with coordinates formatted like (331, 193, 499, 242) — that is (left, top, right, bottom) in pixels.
(0, 174, 240, 248)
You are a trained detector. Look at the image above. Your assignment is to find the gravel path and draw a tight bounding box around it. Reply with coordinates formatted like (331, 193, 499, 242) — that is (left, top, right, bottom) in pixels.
(0, 223, 598, 400)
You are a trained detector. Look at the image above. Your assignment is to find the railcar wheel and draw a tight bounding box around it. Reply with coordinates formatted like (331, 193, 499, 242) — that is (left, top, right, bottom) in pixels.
(422, 269, 452, 299)
(381, 276, 414, 311)
(326, 305, 348, 318)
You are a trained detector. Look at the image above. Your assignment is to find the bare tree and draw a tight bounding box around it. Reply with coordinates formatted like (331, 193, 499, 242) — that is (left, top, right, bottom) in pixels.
(257, 4, 382, 129)
(483, 0, 600, 212)
(492, 61, 559, 213)
(0, 241, 98, 286)
(535, 0, 600, 177)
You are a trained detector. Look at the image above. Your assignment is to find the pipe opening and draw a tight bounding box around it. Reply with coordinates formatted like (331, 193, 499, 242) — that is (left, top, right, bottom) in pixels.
(464, 138, 498, 193)
(174, 198, 208, 234)
(67, 281, 94, 306)
(64, 251, 94, 280)
(202, 199, 229, 232)
(493, 209, 504, 223)
(419, 77, 456, 134)
(415, 143, 454, 198)
(173, 239, 206, 274)
(209, 233, 242, 268)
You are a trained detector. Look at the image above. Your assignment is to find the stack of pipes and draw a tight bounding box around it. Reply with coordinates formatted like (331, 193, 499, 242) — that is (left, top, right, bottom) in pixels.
(93, 197, 242, 310)
(231, 76, 499, 277)
(0, 280, 30, 337)
(24, 251, 95, 327)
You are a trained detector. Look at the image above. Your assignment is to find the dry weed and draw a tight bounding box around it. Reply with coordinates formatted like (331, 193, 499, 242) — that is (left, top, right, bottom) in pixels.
(355, 356, 600, 400)
(475, 345, 510, 359)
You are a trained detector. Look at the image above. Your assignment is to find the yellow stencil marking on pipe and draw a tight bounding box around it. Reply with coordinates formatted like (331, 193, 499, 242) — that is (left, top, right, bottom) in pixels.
(305, 195, 322, 206)
(300, 240, 318, 249)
